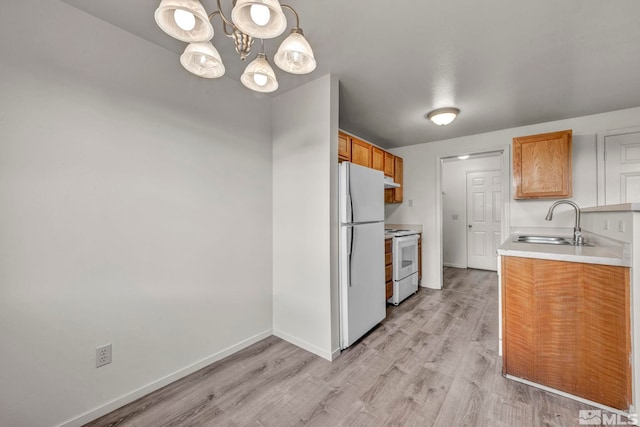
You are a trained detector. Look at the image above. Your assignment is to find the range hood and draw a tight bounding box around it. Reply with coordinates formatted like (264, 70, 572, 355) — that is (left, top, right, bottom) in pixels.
(384, 176, 400, 188)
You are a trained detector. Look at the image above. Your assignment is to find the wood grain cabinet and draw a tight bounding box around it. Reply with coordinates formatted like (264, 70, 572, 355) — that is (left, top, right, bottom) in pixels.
(502, 256, 631, 410)
(337, 131, 403, 204)
(512, 129, 572, 199)
(351, 137, 372, 168)
(383, 151, 394, 177)
(418, 234, 422, 282)
(385, 156, 403, 203)
(385, 238, 393, 300)
(372, 146, 385, 172)
(338, 132, 351, 161)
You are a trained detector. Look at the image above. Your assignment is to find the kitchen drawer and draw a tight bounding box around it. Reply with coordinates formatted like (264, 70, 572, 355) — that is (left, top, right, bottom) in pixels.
(385, 281, 393, 300)
(385, 252, 392, 266)
(385, 239, 392, 253)
(385, 264, 392, 282)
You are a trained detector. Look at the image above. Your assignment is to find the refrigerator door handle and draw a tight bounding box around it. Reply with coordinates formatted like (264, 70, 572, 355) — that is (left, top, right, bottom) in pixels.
(348, 226, 354, 287)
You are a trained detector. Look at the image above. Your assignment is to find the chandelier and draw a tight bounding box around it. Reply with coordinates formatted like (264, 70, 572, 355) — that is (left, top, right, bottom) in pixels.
(154, 0, 316, 93)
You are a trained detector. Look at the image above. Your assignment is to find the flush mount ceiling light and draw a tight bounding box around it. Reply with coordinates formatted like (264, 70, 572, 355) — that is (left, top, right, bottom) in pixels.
(426, 108, 460, 126)
(154, 0, 316, 93)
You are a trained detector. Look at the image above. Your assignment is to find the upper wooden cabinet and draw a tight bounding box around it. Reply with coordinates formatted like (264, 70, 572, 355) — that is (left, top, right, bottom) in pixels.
(513, 129, 572, 199)
(351, 137, 372, 168)
(337, 131, 402, 203)
(372, 146, 384, 172)
(385, 156, 403, 203)
(338, 132, 351, 161)
(383, 151, 394, 177)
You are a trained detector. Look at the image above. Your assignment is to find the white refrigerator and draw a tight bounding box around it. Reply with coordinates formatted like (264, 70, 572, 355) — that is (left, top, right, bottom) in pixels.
(339, 162, 386, 349)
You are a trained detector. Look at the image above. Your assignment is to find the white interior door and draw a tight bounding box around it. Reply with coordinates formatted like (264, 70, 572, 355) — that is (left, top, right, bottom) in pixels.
(467, 170, 501, 271)
(602, 129, 640, 204)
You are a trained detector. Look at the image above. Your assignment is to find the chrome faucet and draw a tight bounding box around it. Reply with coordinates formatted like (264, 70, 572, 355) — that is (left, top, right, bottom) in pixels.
(545, 200, 584, 245)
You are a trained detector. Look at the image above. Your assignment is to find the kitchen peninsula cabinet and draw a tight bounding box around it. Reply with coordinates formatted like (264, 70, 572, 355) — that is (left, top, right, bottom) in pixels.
(512, 129, 572, 199)
(502, 256, 631, 410)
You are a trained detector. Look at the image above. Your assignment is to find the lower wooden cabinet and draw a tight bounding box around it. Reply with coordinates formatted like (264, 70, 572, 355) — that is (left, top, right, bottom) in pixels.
(502, 256, 631, 410)
(418, 234, 422, 282)
(385, 238, 393, 300)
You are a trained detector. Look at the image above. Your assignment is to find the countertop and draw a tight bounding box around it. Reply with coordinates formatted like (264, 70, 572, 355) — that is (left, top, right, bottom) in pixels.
(384, 224, 423, 240)
(497, 231, 631, 267)
(581, 203, 640, 212)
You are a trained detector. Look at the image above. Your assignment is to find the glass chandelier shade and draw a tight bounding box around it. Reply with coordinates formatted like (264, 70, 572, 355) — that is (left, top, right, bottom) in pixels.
(154, 0, 214, 42)
(180, 42, 225, 78)
(274, 29, 316, 74)
(241, 53, 279, 93)
(231, 0, 287, 39)
(154, 0, 316, 93)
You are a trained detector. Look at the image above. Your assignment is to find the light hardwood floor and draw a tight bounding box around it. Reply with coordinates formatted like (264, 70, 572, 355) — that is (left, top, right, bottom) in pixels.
(85, 267, 595, 426)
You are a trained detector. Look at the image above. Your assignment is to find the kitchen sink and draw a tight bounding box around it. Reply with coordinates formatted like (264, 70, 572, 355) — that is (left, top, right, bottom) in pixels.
(512, 235, 592, 246)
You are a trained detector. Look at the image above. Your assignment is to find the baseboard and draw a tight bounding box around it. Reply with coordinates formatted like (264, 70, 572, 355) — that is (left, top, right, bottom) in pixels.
(331, 347, 341, 361)
(58, 329, 273, 427)
(273, 328, 334, 361)
(505, 375, 634, 419)
(443, 262, 467, 269)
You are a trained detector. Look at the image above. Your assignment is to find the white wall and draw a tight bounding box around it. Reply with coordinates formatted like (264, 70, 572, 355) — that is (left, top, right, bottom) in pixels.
(272, 75, 340, 360)
(442, 155, 502, 268)
(0, 2, 273, 427)
(385, 107, 640, 289)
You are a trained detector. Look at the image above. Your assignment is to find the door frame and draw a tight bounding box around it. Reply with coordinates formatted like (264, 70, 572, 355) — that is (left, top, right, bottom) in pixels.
(435, 147, 510, 290)
(596, 126, 640, 206)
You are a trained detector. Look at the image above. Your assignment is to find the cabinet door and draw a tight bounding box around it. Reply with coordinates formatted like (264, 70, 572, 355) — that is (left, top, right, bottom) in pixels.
(418, 234, 422, 282)
(393, 156, 403, 202)
(513, 130, 572, 199)
(384, 155, 403, 203)
(338, 132, 351, 161)
(383, 151, 394, 177)
(351, 138, 372, 168)
(372, 146, 384, 172)
(502, 257, 631, 410)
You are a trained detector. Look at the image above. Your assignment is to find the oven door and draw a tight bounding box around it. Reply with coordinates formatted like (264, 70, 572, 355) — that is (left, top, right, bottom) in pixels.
(393, 234, 419, 281)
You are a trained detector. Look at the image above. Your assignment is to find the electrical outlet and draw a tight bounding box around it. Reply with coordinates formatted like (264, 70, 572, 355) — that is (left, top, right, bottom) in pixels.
(618, 220, 626, 233)
(603, 219, 610, 231)
(96, 344, 112, 368)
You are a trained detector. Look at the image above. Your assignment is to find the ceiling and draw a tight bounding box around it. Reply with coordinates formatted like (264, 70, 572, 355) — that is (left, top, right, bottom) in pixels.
(60, 0, 640, 149)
